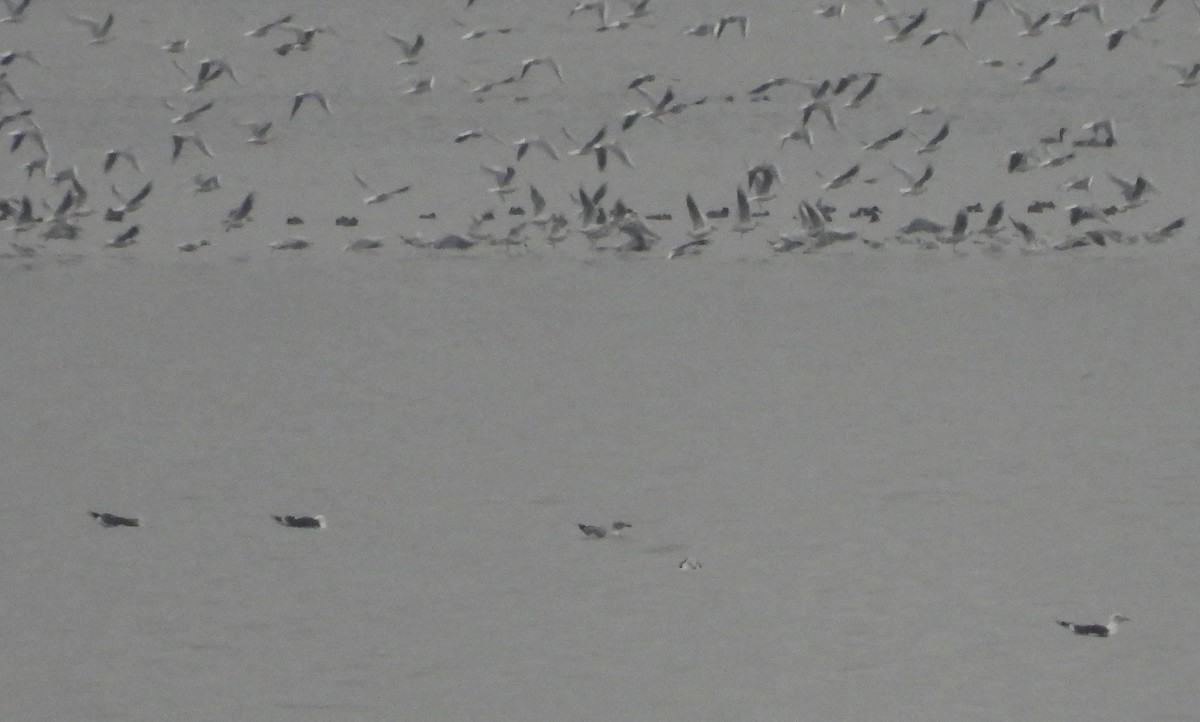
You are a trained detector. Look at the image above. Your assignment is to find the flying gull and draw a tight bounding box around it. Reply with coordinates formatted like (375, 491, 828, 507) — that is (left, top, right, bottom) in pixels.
(273, 514, 327, 529)
(89, 511, 140, 527)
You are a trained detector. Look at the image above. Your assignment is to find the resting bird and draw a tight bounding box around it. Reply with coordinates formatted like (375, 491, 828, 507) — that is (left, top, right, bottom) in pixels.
(1057, 613, 1129, 637)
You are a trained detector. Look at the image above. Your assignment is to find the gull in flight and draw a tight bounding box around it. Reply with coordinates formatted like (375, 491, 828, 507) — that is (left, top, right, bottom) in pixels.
(291, 90, 332, 117)
(520, 56, 564, 82)
(514, 136, 560, 161)
(191, 173, 220, 193)
(0, 0, 32, 24)
(860, 126, 905, 151)
(168, 99, 214, 124)
(353, 171, 410, 204)
(110, 180, 153, 213)
(1006, 2, 1050, 36)
(160, 39, 188, 54)
(68, 12, 115, 44)
(103, 148, 140, 174)
(244, 14, 294, 37)
(844, 73, 880, 109)
(684, 193, 716, 241)
(175, 57, 239, 92)
(171, 132, 214, 162)
(878, 7, 927, 42)
(821, 163, 859, 190)
(402, 76, 435, 95)
(222, 192, 255, 231)
(731, 187, 758, 234)
(1162, 61, 1200, 87)
(916, 120, 951, 153)
(890, 160, 934, 195)
(481, 164, 518, 196)
(386, 33, 425, 64)
(780, 126, 815, 150)
(239, 120, 275, 145)
(716, 14, 749, 38)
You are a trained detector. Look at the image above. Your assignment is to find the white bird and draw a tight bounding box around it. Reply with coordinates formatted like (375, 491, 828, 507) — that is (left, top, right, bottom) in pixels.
(890, 160, 934, 195)
(513, 136, 560, 161)
(291, 90, 332, 117)
(169, 100, 214, 124)
(1006, 2, 1051, 36)
(0, 0, 32, 24)
(1163, 61, 1200, 87)
(815, 3, 845, 18)
(68, 12, 115, 44)
(102, 147, 140, 174)
(353, 171, 410, 204)
(402, 76, 435, 95)
(731, 187, 758, 234)
(386, 32, 425, 65)
(159, 38, 188, 54)
(190, 173, 221, 193)
(171, 132, 214, 162)
(821, 163, 859, 190)
(520, 56, 564, 82)
(110, 181, 153, 213)
(1056, 614, 1129, 638)
(244, 14, 294, 37)
(684, 193, 716, 241)
(481, 164, 518, 196)
(916, 121, 951, 153)
(239, 120, 275, 145)
(780, 126, 815, 150)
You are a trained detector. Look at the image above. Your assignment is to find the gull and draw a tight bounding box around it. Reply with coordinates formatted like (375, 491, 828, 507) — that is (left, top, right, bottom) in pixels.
(882, 7, 928, 42)
(800, 99, 839, 131)
(939, 208, 971, 251)
(527, 185, 552, 224)
(520, 56, 563, 82)
(175, 57, 239, 92)
(616, 220, 657, 251)
(684, 22, 717, 37)
(597, 2, 632, 30)
(922, 28, 971, 50)
(979, 201, 1006, 236)
(353, 171, 411, 204)
(110, 180, 153, 213)
(1039, 150, 1074, 168)
(272, 515, 326, 529)
(780, 126, 815, 150)
(513, 136, 560, 161)
(1106, 25, 1142, 51)
(169, 100, 214, 124)
(971, 0, 996, 22)
(593, 141, 634, 171)
(68, 13, 115, 44)
(685, 193, 716, 240)
(635, 85, 677, 122)
(916, 120, 950, 153)
(0, 49, 39, 66)
(1067, 203, 1109, 225)
(291, 90, 332, 117)
(796, 200, 857, 248)
(345, 237, 384, 251)
(844, 73, 880, 109)
(239, 120, 275, 145)
(747, 162, 783, 204)
(402, 76, 435, 95)
(177, 240, 210, 252)
(1144, 217, 1185, 243)
(160, 39, 188, 54)
(191, 173, 220, 193)
(731, 187, 758, 234)
(481, 164, 517, 196)
(1008, 214, 1043, 250)
(1039, 127, 1066, 145)
(102, 147, 140, 173)
(816, 3, 846, 18)
(222, 192, 255, 231)
(1007, 149, 1036, 172)
(89, 511, 140, 527)
(1163, 61, 1200, 87)
(106, 224, 140, 249)
(1056, 614, 1129, 638)
(1020, 54, 1056, 84)
(386, 32, 425, 64)
(171, 132, 214, 162)
(1108, 173, 1156, 204)
(244, 14, 294, 37)
(0, 72, 22, 101)
(821, 163, 859, 190)
(1061, 175, 1093, 191)
(0, 0, 32, 24)
(890, 160, 933, 195)
(861, 126, 905, 151)
(563, 124, 607, 156)
(1080, 118, 1116, 146)
(716, 14, 749, 38)
(459, 26, 513, 39)
(979, 57, 1005, 67)
(453, 128, 501, 144)
(626, 0, 653, 18)
(9, 123, 47, 153)
(570, 0, 605, 17)
(1006, 2, 1050, 36)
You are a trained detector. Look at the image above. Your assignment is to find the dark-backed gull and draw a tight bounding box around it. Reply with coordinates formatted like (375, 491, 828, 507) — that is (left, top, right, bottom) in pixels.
(89, 511, 140, 527)
(1057, 613, 1129, 637)
(272, 514, 326, 529)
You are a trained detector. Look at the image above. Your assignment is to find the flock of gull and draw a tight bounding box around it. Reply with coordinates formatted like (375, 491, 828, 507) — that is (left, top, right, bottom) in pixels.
(0, 0, 1195, 259)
